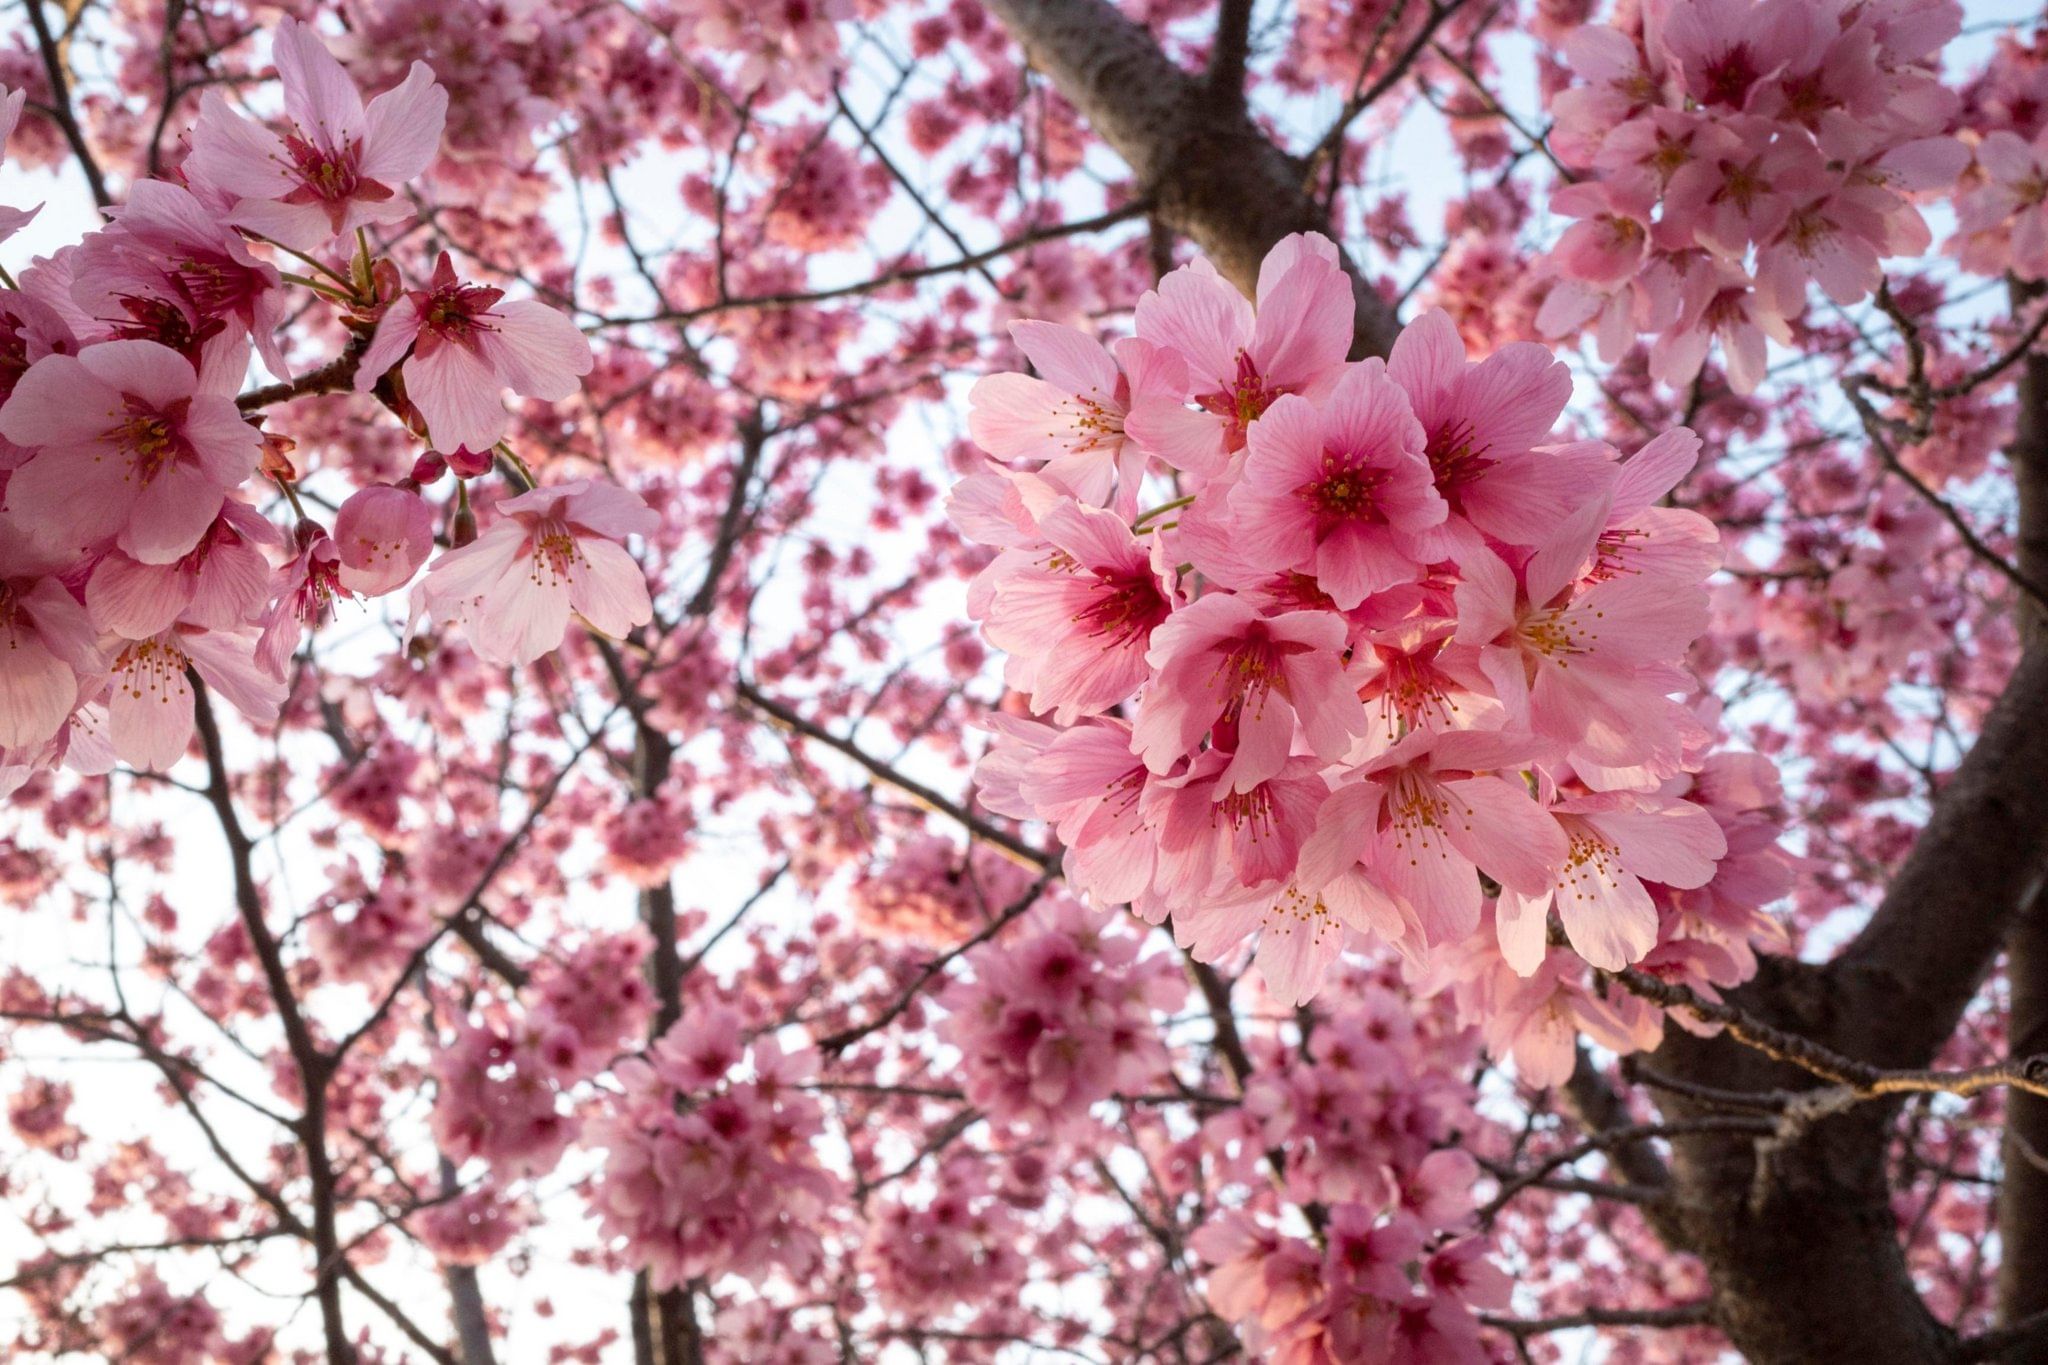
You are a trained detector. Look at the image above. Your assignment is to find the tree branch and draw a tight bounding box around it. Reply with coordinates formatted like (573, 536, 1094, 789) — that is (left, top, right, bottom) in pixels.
(980, 0, 1401, 358)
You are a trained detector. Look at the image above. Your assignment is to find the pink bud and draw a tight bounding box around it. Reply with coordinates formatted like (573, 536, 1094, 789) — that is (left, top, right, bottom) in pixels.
(444, 446, 495, 479)
(333, 484, 435, 596)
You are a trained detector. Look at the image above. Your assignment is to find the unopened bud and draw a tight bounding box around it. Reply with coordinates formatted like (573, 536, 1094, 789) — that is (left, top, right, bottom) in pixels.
(450, 503, 478, 548)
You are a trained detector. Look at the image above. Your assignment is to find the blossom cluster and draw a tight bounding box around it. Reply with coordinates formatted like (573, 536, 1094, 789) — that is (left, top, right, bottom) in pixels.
(0, 17, 650, 787)
(1538, 0, 1967, 392)
(585, 1006, 840, 1292)
(1192, 982, 1509, 1363)
(937, 894, 1185, 1136)
(960, 232, 1789, 1070)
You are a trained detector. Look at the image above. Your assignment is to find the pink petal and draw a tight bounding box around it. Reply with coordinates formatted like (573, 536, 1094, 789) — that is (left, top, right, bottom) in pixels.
(359, 62, 449, 183)
(405, 342, 509, 456)
(273, 17, 366, 146)
(88, 556, 194, 637)
(567, 536, 652, 638)
(1010, 320, 1119, 399)
(484, 299, 593, 401)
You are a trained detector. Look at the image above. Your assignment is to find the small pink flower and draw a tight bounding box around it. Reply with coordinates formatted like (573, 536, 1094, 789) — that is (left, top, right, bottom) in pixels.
(1455, 537, 1708, 791)
(1956, 129, 2048, 280)
(1229, 365, 1446, 609)
(980, 500, 1174, 723)
(104, 625, 284, 771)
(1495, 789, 1726, 973)
(0, 339, 259, 563)
(968, 321, 1185, 513)
(1306, 729, 1568, 948)
(85, 500, 279, 638)
(1134, 594, 1366, 793)
(1383, 308, 1589, 556)
(256, 528, 350, 677)
(420, 479, 657, 666)
(333, 483, 434, 595)
(73, 181, 290, 378)
(1125, 233, 1353, 477)
(185, 17, 447, 251)
(355, 253, 594, 456)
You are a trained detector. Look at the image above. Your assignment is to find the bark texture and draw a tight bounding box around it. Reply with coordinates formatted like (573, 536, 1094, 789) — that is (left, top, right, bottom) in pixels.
(979, 0, 1402, 360)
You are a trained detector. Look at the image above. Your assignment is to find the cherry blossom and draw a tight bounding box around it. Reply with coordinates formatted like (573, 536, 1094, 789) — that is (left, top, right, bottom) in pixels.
(419, 478, 657, 666)
(186, 16, 447, 250)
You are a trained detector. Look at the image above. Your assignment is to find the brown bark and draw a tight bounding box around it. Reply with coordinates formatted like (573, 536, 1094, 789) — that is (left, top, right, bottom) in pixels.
(1997, 305, 2048, 1355)
(978, 0, 1401, 360)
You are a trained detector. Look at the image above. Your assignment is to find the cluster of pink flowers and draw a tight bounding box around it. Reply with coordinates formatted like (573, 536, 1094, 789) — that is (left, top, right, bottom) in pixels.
(937, 894, 1185, 1136)
(962, 233, 1780, 1047)
(0, 18, 647, 785)
(848, 831, 1035, 943)
(97, 1273, 239, 1365)
(585, 1006, 839, 1291)
(1192, 983, 1509, 1363)
(414, 1185, 527, 1267)
(1538, 0, 1967, 392)
(430, 1020, 581, 1178)
(522, 930, 657, 1078)
(860, 1154, 1028, 1315)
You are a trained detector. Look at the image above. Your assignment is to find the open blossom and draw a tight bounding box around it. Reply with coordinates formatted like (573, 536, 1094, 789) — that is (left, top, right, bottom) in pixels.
(1134, 595, 1365, 792)
(1229, 365, 1447, 608)
(0, 339, 260, 563)
(1384, 308, 1589, 556)
(1455, 524, 1709, 792)
(979, 499, 1174, 723)
(185, 16, 447, 251)
(1308, 729, 1568, 950)
(1496, 788, 1727, 973)
(420, 479, 657, 666)
(1956, 128, 2048, 279)
(85, 501, 278, 640)
(356, 253, 593, 457)
(71, 181, 289, 378)
(104, 625, 283, 771)
(1125, 232, 1352, 476)
(967, 320, 1185, 512)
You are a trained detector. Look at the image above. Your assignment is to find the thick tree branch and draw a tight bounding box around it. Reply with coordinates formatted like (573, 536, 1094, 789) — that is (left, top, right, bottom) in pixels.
(980, 0, 1401, 358)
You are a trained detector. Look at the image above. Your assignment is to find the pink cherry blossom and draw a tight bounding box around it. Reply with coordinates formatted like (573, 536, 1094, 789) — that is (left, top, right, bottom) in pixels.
(1124, 233, 1353, 476)
(185, 17, 447, 251)
(355, 253, 594, 457)
(84, 501, 278, 639)
(104, 624, 283, 771)
(0, 339, 260, 563)
(72, 181, 290, 378)
(1383, 308, 1589, 554)
(1134, 595, 1365, 792)
(1228, 365, 1447, 609)
(420, 478, 656, 666)
(1496, 788, 1728, 972)
(967, 321, 1185, 512)
(979, 499, 1173, 723)
(333, 483, 434, 595)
